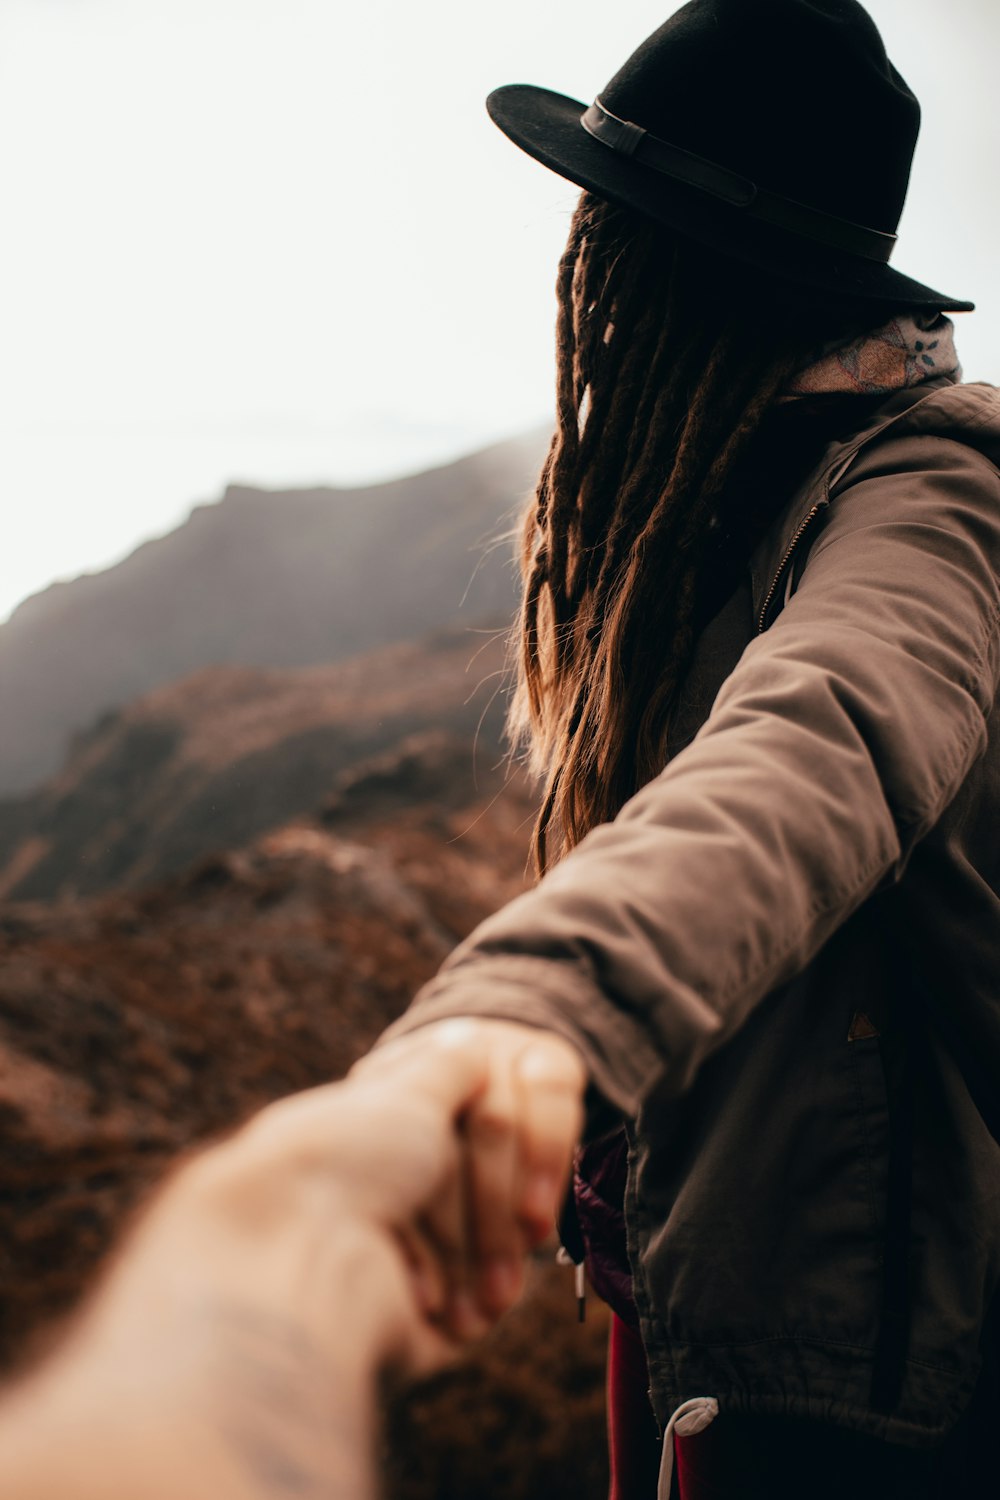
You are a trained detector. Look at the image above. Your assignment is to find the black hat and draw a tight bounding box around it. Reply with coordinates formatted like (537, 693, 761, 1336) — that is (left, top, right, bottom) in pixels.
(487, 0, 973, 312)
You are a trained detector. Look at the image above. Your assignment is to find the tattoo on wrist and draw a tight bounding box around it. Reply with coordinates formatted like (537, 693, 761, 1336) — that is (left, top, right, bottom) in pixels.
(197, 1302, 366, 1497)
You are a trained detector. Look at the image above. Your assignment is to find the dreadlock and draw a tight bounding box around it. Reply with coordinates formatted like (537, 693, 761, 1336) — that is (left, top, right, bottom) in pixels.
(508, 190, 877, 875)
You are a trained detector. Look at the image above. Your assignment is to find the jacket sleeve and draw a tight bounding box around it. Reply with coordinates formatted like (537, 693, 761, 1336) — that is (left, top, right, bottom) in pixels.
(379, 426, 1000, 1115)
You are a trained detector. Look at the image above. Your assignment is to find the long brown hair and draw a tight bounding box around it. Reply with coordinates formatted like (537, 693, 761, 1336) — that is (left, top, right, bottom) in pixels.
(508, 191, 874, 875)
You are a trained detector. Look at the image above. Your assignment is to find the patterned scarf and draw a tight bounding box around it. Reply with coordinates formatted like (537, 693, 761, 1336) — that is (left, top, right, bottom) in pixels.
(784, 310, 961, 399)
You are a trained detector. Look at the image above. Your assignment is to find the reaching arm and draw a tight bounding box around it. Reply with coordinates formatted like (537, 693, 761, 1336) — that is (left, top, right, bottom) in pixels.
(0, 1023, 583, 1500)
(381, 417, 1000, 1114)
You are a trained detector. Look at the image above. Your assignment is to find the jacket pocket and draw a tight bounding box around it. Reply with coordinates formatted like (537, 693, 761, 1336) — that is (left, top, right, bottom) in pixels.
(846, 1025, 890, 1243)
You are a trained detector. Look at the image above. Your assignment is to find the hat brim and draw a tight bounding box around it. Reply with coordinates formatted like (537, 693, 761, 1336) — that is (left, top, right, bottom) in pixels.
(487, 84, 975, 313)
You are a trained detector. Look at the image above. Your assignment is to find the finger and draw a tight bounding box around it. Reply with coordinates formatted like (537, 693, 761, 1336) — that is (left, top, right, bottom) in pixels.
(397, 1319, 463, 1380)
(513, 1039, 586, 1244)
(242, 1024, 492, 1219)
(463, 1065, 526, 1318)
(417, 1159, 490, 1342)
(359, 1232, 465, 1383)
(395, 1222, 447, 1322)
(351, 1020, 491, 1116)
(387, 1305, 465, 1382)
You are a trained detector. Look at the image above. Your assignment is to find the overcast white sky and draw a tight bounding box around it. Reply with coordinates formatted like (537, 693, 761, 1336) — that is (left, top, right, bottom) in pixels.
(1, 0, 998, 622)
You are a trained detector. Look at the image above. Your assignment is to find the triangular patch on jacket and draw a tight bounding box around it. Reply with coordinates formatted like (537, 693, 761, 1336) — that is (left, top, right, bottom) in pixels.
(848, 1010, 880, 1041)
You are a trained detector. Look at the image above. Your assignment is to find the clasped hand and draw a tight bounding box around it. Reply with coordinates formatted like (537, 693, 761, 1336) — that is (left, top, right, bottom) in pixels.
(72, 1016, 588, 1385)
(0, 1018, 588, 1500)
(348, 1016, 589, 1350)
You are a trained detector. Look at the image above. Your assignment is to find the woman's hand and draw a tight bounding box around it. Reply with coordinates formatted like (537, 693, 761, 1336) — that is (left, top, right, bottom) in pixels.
(351, 1017, 588, 1338)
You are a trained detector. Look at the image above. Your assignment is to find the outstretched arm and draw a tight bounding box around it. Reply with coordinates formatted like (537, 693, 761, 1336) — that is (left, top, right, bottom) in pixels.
(363, 402, 1000, 1318)
(383, 423, 1000, 1109)
(0, 1021, 584, 1500)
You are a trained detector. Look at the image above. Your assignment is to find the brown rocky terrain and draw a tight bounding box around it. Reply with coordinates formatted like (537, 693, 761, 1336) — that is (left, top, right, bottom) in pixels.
(0, 624, 516, 902)
(0, 723, 536, 1356)
(0, 429, 547, 794)
(0, 732, 611, 1499)
(0, 428, 614, 1496)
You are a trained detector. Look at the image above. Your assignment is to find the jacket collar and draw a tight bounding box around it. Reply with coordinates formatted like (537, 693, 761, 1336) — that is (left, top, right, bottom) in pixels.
(749, 374, 964, 631)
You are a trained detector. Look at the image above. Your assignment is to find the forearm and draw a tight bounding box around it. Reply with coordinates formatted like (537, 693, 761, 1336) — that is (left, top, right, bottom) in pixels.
(0, 1172, 394, 1500)
(0, 1293, 379, 1500)
(0, 1357, 362, 1500)
(0, 1031, 546, 1498)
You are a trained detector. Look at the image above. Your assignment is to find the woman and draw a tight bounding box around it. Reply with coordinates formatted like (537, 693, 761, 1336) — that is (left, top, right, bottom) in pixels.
(366, 1, 1000, 1496)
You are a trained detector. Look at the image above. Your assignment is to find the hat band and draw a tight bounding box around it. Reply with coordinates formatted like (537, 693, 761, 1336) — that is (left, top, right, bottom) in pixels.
(581, 99, 897, 265)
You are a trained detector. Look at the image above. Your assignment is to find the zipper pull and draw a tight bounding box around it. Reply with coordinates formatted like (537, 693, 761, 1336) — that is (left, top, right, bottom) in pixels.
(555, 1245, 587, 1322)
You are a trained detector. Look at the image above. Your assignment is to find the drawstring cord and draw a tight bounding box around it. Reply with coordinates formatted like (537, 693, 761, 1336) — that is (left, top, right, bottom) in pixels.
(555, 1244, 587, 1321)
(656, 1396, 719, 1500)
(556, 1179, 718, 1493)
(556, 1176, 589, 1322)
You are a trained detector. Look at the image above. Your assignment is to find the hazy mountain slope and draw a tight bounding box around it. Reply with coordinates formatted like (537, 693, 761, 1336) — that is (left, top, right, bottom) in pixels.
(0, 429, 546, 794)
(0, 626, 519, 902)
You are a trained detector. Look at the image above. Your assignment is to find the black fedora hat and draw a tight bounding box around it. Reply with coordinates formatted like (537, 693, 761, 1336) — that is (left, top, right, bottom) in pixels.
(487, 0, 973, 312)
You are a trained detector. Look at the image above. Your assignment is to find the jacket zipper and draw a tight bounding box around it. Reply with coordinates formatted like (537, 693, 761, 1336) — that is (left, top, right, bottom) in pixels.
(754, 381, 951, 636)
(756, 501, 826, 634)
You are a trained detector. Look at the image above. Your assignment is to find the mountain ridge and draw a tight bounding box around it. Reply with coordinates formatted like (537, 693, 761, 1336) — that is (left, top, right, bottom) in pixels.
(0, 427, 547, 793)
(0, 625, 517, 902)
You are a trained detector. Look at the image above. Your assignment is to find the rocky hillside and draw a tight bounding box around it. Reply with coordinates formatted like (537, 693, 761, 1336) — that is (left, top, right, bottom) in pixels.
(0, 428, 547, 794)
(0, 426, 615, 1498)
(0, 752, 610, 1500)
(0, 759, 534, 1364)
(0, 625, 518, 902)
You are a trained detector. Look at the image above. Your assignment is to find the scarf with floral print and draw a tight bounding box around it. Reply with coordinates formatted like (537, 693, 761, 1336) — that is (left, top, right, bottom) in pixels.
(785, 310, 960, 398)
